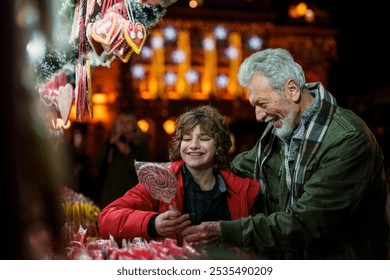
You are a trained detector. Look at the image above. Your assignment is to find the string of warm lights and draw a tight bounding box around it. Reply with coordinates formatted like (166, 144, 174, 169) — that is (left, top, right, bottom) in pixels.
(202, 33, 217, 98)
(176, 30, 191, 97)
(227, 32, 243, 99)
(149, 30, 165, 99)
(129, 19, 336, 103)
(132, 23, 262, 100)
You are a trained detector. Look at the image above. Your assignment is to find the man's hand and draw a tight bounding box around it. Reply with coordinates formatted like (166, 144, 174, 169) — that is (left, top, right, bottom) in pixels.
(155, 210, 191, 237)
(181, 221, 221, 246)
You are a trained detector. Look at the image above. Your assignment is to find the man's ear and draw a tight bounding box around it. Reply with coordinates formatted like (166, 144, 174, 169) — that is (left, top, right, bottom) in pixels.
(286, 79, 300, 102)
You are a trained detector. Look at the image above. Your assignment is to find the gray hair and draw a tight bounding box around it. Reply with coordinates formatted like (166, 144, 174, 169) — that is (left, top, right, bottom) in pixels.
(238, 48, 307, 93)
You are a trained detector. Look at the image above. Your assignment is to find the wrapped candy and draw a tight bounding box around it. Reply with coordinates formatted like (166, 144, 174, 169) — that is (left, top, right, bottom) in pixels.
(66, 236, 208, 260)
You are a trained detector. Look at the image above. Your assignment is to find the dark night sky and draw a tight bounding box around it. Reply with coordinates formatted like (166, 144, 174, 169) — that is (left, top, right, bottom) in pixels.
(326, 1, 390, 105)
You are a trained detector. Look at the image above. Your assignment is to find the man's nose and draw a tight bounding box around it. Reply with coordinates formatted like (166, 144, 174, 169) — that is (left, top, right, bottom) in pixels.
(255, 107, 267, 122)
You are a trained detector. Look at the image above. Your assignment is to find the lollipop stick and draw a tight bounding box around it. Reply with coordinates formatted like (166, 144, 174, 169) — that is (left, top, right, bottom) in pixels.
(168, 204, 177, 211)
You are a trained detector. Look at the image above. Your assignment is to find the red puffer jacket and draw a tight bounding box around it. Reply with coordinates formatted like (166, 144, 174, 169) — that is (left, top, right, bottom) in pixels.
(98, 160, 261, 243)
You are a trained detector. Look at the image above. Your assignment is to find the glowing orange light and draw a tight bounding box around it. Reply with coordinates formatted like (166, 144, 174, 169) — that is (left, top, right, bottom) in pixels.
(138, 119, 150, 133)
(91, 104, 111, 123)
(140, 90, 156, 99)
(163, 119, 176, 135)
(288, 2, 308, 18)
(92, 93, 108, 104)
(296, 2, 308, 17)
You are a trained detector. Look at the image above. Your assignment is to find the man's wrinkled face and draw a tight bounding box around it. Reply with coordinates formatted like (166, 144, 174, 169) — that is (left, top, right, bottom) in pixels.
(247, 73, 297, 138)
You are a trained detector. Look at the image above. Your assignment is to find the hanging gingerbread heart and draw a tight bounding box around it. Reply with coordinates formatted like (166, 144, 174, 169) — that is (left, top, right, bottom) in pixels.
(113, 39, 134, 63)
(91, 11, 122, 46)
(57, 83, 74, 124)
(123, 20, 146, 54)
(102, 17, 126, 55)
(87, 22, 104, 56)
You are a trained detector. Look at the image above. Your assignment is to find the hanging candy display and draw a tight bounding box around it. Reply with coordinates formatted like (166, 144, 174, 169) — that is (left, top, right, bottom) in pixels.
(35, 0, 175, 128)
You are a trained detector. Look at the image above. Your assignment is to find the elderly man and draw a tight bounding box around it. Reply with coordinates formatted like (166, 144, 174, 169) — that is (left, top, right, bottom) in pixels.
(181, 48, 389, 260)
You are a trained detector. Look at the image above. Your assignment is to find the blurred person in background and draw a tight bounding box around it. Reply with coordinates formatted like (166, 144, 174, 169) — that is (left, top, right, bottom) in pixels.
(91, 110, 150, 208)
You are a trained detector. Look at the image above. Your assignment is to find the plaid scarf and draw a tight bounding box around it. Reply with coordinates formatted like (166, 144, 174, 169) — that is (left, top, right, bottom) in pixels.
(254, 82, 337, 214)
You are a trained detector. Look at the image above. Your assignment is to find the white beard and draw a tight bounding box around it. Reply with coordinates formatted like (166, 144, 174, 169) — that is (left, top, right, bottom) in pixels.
(274, 104, 295, 139)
